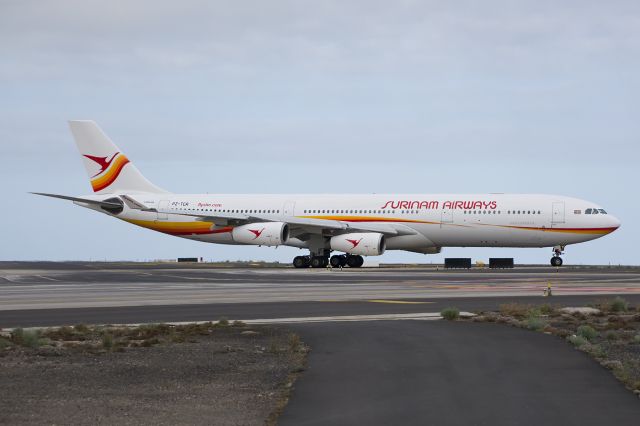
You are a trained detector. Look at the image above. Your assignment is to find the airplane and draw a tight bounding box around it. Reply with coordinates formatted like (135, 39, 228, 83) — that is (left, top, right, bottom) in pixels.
(34, 121, 621, 268)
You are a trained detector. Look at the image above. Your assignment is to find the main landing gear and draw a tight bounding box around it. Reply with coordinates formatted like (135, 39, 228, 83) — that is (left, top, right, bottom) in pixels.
(550, 246, 564, 267)
(292, 254, 364, 268)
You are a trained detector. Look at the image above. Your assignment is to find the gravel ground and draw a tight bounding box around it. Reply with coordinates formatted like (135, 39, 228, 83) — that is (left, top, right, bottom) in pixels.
(0, 326, 305, 425)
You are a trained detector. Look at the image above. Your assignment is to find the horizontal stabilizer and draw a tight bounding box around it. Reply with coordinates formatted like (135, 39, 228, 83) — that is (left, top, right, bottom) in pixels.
(30, 192, 122, 209)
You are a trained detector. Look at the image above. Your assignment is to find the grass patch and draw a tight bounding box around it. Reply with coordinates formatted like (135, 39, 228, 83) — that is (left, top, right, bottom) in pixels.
(11, 328, 42, 348)
(610, 297, 629, 313)
(499, 303, 533, 318)
(539, 304, 555, 315)
(101, 333, 114, 350)
(268, 340, 280, 354)
(568, 335, 587, 347)
(44, 325, 76, 340)
(440, 307, 460, 320)
(525, 316, 547, 331)
(577, 325, 598, 341)
(0, 337, 12, 349)
(288, 333, 302, 353)
(74, 324, 89, 334)
(586, 343, 607, 359)
(217, 317, 230, 327)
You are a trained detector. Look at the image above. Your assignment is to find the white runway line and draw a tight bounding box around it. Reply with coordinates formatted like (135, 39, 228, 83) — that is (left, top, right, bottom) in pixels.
(242, 312, 463, 324)
(11, 312, 477, 330)
(34, 275, 59, 281)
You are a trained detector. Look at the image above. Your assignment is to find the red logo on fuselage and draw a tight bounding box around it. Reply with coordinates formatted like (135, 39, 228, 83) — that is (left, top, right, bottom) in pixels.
(84, 153, 119, 177)
(346, 238, 362, 248)
(249, 228, 265, 239)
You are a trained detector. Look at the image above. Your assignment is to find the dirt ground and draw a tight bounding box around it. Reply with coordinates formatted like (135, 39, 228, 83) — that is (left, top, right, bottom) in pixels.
(0, 324, 306, 425)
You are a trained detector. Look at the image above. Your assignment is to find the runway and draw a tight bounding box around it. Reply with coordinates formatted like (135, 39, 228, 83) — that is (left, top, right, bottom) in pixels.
(2, 263, 640, 312)
(2, 262, 640, 327)
(3, 262, 640, 425)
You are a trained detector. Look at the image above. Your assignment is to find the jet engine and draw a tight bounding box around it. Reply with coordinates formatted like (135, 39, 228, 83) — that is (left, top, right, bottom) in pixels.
(232, 222, 289, 246)
(330, 233, 386, 256)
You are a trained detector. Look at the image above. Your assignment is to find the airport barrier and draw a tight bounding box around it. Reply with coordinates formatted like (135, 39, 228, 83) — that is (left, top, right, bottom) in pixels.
(177, 257, 199, 263)
(489, 258, 514, 269)
(444, 258, 472, 269)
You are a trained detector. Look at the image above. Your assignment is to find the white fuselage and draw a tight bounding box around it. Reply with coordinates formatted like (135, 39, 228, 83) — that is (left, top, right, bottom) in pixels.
(81, 193, 620, 253)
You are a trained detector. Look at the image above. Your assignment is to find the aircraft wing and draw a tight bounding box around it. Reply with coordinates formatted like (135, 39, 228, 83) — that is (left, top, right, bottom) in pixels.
(147, 207, 412, 236)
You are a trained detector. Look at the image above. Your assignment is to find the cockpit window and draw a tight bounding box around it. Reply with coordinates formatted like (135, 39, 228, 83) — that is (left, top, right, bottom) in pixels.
(584, 208, 607, 215)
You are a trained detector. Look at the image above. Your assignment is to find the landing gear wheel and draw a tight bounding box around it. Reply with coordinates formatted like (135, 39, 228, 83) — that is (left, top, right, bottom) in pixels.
(346, 255, 364, 268)
(293, 256, 310, 268)
(310, 256, 328, 268)
(550, 257, 563, 267)
(330, 255, 347, 268)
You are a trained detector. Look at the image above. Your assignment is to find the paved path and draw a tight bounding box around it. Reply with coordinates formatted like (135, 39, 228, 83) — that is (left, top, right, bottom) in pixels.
(281, 321, 640, 426)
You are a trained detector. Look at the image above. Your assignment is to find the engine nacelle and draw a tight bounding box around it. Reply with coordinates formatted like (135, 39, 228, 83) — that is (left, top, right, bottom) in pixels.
(232, 222, 289, 246)
(330, 233, 386, 256)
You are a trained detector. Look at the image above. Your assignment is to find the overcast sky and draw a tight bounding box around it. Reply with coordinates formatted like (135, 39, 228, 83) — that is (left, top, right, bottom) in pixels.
(1, 0, 638, 264)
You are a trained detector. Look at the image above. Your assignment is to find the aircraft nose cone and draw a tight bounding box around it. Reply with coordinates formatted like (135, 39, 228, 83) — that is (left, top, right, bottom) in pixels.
(609, 215, 621, 231)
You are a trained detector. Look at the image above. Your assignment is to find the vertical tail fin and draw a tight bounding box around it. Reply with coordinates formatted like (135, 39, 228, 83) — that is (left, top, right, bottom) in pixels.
(69, 120, 167, 194)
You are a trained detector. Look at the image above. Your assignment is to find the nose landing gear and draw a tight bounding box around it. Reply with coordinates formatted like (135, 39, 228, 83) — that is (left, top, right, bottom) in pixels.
(550, 246, 564, 267)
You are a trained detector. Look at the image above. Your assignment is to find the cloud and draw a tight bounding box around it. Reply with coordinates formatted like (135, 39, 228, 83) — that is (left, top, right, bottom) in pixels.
(2, 0, 640, 79)
(0, 1, 638, 262)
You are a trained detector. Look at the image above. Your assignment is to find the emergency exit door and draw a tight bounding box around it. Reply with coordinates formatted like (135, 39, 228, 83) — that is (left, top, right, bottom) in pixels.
(552, 202, 565, 225)
(157, 200, 169, 220)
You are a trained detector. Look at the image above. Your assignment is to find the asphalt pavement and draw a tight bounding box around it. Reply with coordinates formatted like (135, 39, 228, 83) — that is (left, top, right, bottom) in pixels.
(3, 262, 640, 425)
(281, 321, 640, 426)
(3, 294, 640, 328)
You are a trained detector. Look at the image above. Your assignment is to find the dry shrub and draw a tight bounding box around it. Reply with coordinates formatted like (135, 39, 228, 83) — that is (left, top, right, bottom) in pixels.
(499, 303, 533, 318)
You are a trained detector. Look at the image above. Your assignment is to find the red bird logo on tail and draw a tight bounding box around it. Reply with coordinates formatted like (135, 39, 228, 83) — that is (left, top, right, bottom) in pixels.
(346, 238, 362, 248)
(84, 152, 119, 177)
(248, 228, 265, 239)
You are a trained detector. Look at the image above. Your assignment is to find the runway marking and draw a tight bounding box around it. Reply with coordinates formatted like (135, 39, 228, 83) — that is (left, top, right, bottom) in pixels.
(160, 274, 214, 280)
(2, 312, 481, 330)
(367, 299, 432, 305)
(34, 275, 59, 282)
(242, 312, 465, 324)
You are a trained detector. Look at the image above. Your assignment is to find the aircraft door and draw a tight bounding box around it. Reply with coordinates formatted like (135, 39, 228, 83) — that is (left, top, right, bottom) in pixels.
(441, 209, 453, 228)
(283, 200, 296, 217)
(157, 200, 169, 220)
(551, 201, 565, 225)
